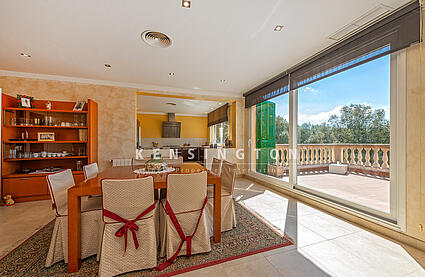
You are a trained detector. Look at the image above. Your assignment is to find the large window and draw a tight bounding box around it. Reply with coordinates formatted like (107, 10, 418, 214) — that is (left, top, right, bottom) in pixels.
(210, 121, 229, 147)
(296, 55, 391, 214)
(250, 53, 403, 221)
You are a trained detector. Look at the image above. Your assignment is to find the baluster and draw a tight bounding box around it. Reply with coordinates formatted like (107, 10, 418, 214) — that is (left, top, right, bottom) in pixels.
(357, 147, 363, 166)
(382, 148, 389, 169)
(299, 148, 304, 166)
(351, 147, 356, 165)
(372, 147, 379, 167)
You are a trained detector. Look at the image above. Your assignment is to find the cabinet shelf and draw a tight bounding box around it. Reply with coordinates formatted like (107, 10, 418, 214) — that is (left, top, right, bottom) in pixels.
(2, 94, 98, 203)
(4, 125, 87, 129)
(3, 171, 84, 178)
(4, 107, 88, 113)
(3, 141, 88, 144)
(4, 156, 88, 161)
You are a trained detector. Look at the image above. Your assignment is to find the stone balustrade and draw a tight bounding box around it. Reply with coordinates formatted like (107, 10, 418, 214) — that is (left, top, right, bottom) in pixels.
(268, 144, 390, 178)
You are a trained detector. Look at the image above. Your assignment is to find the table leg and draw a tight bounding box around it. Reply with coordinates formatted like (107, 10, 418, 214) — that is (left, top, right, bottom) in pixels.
(68, 192, 81, 273)
(213, 180, 222, 243)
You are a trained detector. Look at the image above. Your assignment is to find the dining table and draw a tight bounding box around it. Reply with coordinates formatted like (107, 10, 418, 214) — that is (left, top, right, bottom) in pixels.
(67, 162, 222, 273)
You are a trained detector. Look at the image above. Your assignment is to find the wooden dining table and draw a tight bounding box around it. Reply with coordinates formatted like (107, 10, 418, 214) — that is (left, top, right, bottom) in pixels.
(67, 162, 222, 273)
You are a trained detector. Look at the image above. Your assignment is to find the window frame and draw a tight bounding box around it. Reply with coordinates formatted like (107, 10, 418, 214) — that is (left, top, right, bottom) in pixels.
(248, 50, 406, 229)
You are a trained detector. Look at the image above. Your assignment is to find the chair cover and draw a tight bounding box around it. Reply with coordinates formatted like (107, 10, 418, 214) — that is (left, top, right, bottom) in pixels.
(99, 177, 157, 277)
(211, 158, 222, 176)
(45, 169, 102, 267)
(158, 171, 211, 269)
(205, 161, 237, 235)
(84, 163, 99, 180)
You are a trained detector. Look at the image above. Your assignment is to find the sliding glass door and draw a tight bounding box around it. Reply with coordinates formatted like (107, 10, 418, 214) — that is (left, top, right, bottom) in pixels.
(294, 54, 393, 219)
(250, 52, 404, 222)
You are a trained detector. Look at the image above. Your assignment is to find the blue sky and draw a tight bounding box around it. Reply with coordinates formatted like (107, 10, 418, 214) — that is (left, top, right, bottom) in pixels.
(270, 55, 390, 124)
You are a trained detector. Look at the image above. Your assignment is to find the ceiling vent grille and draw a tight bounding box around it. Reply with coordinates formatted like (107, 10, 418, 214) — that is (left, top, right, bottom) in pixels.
(141, 31, 172, 48)
(328, 4, 392, 41)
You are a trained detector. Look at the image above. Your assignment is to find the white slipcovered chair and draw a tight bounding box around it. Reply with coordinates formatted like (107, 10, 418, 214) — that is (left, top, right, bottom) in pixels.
(206, 161, 237, 235)
(83, 162, 99, 180)
(45, 169, 102, 267)
(158, 171, 211, 270)
(99, 177, 158, 277)
(210, 158, 222, 176)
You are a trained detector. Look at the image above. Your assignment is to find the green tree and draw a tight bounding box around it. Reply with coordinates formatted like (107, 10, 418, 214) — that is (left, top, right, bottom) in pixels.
(329, 104, 389, 144)
(274, 103, 390, 144)
(276, 116, 289, 144)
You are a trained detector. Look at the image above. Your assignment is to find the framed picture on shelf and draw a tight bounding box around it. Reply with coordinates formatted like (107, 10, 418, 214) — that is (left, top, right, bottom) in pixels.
(17, 94, 34, 109)
(73, 101, 86, 111)
(37, 132, 55, 142)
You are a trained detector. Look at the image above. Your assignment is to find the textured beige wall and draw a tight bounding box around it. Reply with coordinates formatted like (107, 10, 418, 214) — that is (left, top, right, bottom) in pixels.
(405, 41, 425, 241)
(0, 76, 137, 171)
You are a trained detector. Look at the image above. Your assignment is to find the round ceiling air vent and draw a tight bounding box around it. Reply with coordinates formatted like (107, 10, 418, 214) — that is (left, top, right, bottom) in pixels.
(141, 31, 172, 48)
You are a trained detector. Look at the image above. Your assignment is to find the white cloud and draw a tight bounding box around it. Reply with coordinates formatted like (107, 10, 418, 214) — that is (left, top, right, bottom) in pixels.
(298, 105, 344, 125)
(301, 86, 319, 94)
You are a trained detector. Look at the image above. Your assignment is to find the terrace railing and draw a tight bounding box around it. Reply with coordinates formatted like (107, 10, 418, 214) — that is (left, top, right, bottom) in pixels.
(269, 144, 390, 178)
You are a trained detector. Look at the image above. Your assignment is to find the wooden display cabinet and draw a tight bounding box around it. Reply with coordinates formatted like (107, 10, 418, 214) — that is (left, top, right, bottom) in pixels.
(1, 94, 98, 202)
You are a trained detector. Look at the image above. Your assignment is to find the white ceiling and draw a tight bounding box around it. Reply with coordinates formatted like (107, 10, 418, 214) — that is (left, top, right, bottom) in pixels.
(138, 95, 224, 115)
(0, 0, 411, 96)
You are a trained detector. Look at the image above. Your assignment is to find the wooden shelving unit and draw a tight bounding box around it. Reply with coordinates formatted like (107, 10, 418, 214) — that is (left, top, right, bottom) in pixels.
(3, 141, 88, 144)
(1, 94, 98, 202)
(4, 125, 88, 129)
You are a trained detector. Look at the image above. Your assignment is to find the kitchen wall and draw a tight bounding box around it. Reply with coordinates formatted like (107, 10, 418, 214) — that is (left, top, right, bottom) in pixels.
(0, 76, 137, 171)
(138, 113, 208, 147)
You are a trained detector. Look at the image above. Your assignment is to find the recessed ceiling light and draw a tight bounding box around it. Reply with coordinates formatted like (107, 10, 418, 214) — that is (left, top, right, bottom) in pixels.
(274, 25, 284, 31)
(193, 86, 201, 90)
(104, 64, 111, 68)
(169, 72, 175, 76)
(166, 102, 177, 106)
(182, 0, 191, 8)
(20, 52, 31, 58)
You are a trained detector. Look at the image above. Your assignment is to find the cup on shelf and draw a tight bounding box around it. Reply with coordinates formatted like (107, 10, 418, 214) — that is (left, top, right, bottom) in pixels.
(41, 151, 47, 158)
(33, 153, 40, 158)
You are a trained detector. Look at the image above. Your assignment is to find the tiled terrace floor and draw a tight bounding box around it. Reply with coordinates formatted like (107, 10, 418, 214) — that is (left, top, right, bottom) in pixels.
(297, 173, 389, 212)
(0, 177, 423, 276)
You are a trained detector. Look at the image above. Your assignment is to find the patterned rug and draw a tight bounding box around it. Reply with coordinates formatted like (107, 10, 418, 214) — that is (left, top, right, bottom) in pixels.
(0, 202, 292, 277)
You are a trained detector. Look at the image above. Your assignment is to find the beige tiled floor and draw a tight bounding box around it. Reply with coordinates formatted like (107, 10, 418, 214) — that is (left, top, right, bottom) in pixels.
(298, 173, 390, 212)
(0, 178, 424, 276)
(0, 199, 54, 258)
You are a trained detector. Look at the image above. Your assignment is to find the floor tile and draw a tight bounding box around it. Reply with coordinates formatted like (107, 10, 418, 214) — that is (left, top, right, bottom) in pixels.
(299, 213, 354, 239)
(266, 249, 334, 277)
(222, 256, 282, 277)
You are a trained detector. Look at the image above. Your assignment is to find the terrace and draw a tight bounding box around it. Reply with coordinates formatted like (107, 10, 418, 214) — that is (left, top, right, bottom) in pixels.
(264, 144, 390, 212)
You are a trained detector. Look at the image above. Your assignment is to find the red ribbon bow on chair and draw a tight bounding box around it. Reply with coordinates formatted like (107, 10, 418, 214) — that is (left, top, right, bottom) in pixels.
(103, 203, 156, 253)
(157, 197, 208, 271)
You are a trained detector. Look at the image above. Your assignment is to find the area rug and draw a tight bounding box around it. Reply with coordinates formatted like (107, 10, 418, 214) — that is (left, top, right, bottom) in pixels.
(0, 202, 293, 277)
